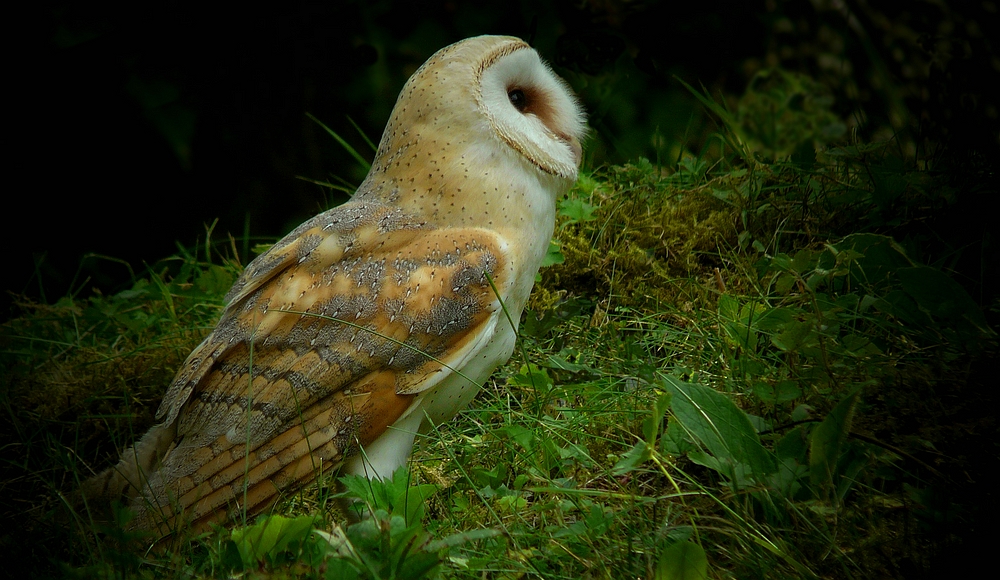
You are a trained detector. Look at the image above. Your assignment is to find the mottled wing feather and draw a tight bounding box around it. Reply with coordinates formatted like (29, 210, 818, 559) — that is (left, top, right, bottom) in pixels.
(155, 198, 431, 426)
(137, 371, 414, 533)
(131, 201, 513, 532)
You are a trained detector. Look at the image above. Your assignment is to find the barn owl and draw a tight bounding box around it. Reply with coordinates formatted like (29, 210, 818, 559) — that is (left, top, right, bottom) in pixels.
(80, 35, 585, 535)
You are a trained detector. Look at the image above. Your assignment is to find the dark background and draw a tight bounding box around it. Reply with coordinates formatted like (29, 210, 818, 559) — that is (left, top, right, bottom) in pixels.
(8, 0, 999, 314)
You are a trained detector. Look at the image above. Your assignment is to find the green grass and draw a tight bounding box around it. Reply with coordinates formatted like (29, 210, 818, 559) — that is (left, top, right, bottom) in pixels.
(2, 72, 996, 579)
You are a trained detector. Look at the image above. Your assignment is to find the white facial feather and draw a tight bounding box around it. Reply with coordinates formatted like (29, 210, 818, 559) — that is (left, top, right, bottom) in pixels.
(478, 47, 586, 178)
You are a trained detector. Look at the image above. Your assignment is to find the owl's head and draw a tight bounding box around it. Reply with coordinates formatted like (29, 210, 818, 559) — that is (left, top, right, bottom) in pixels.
(372, 36, 586, 184)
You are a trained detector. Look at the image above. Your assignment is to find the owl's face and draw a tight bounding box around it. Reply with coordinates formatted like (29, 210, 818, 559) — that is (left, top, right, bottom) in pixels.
(370, 36, 586, 191)
(474, 38, 584, 179)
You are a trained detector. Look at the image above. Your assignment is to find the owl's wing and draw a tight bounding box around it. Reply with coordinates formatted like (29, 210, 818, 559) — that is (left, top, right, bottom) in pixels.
(130, 208, 514, 533)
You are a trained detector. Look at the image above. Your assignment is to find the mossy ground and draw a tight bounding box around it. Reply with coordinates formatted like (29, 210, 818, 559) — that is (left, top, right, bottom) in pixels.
(2, 81, 997, 579)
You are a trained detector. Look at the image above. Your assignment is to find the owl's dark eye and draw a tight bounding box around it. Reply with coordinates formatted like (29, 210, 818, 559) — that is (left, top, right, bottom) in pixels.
(508, 88, 528, 112)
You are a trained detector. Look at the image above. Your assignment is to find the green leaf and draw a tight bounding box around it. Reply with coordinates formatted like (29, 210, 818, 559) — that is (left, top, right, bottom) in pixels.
(540, 240, 565, 267)
(687, 451, 752, 487)
(833, 233, 912, 289)
(875, 289, 933, 327)
(898, 266, 990, 332)
(755, 307, 793, 331)
(496, 424, 535, 451)
(424, 528, 502, 552)
(545, 354, 594, 373)
(718, 294, 740, 321)
(841, 333, 881, 355)
(790, 249, 816, 274)
(771, 319, 814, 352)
(655, 540, 708, 580)
(231, 514, 320, 567)
(661, 423, 697, 455)
(775, 425, 809, 463)
(219, 539, 244, 572)
(835, 443, 870, 503)
(612, 440, 651, 476)
(325, 558, 362, 580)
(719, 295, 768, 351)
(809, 389, 861, 502)
(558, 196, 598, 224)
(663, 375, 776, 484)
(339, 468, 438, 524)
(752, 380, 802, 403)
(643, 391, 673, 444)
(790, 404, 814, 422)
(194, 264, 236, 295)
(508, 364, 554, 393)
(612, 390, 672, 475)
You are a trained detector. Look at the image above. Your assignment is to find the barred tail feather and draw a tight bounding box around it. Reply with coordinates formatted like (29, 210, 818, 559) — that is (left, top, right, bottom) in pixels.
(77, 423, 177, 521)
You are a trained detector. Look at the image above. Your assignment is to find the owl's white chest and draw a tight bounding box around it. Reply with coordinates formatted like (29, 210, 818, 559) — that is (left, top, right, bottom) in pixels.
(414, 314, 517, 427)
(342, 319, 515, 479)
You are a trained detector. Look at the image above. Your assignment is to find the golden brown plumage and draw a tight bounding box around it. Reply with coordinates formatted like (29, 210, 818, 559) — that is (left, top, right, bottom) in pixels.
(81, 35, 585, 535)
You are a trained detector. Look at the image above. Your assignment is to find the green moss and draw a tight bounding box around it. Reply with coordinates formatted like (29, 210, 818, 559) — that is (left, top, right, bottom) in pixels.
(535, 162, 743, 317)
